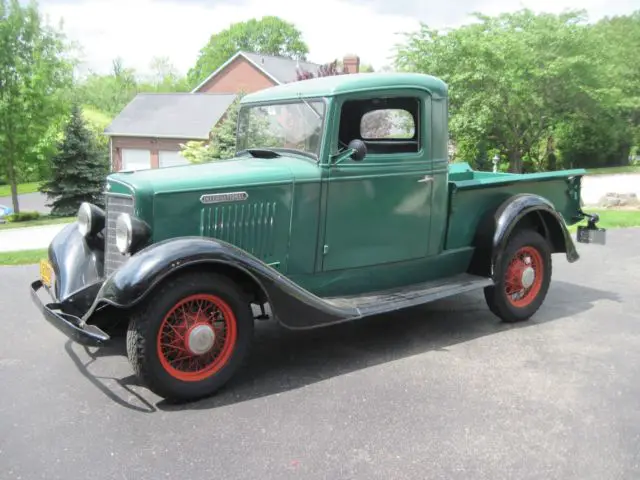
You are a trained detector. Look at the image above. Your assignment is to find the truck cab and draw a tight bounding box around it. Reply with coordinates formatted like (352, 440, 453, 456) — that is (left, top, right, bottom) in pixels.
(31, 73, 603, 402)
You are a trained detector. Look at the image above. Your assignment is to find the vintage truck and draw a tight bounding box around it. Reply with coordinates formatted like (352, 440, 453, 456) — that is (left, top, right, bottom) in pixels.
(31, 73, 605, 401)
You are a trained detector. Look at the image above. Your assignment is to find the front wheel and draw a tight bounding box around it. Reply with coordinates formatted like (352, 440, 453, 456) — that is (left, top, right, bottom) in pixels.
(126, 271, 253, 402)
(484, 229, 552, 323)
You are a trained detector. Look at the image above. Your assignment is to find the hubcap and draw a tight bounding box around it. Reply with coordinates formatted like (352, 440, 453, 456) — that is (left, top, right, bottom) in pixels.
(521, 266, 535, 289)
(186, 324, 216, 355)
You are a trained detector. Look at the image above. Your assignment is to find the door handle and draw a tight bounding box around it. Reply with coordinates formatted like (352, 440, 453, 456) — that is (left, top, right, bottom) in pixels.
(418, 175, 434, 183)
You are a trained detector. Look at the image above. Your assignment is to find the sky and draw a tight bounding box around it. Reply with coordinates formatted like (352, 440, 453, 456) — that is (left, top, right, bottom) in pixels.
(32, 0, 639, 77)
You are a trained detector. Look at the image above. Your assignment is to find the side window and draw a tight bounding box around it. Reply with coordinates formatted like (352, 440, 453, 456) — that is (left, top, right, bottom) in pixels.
(361, 109, 415, 139)
(338, 96, 421, 155)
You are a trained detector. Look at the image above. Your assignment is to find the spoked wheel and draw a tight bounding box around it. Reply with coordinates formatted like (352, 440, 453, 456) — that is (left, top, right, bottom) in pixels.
(127, 272, 253, 402)
(157, 294, 237, 382)
(484, 229, 552, 323)
(503, 246, 544, 308)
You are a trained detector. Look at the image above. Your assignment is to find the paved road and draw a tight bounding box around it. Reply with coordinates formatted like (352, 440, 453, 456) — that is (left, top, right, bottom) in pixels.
(0, 223, 67, 252)
(0, 229, 639, 480)
(0, 192, 50, 213)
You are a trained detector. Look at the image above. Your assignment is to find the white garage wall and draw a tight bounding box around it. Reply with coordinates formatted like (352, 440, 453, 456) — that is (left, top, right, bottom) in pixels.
(121, 148, 151, 171)
(159, 150, 190, 168)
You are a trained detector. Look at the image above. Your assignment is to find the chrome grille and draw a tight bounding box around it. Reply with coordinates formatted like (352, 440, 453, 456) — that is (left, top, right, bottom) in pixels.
(104, 193, 134, 276)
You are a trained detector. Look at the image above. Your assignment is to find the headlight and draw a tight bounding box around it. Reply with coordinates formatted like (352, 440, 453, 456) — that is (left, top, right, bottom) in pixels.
(115, 213, 150, 255)
(115, 213, 133, 254)
(77, 202, 105, 237)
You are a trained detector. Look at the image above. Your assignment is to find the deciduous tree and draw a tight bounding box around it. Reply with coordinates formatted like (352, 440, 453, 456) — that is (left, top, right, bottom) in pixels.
(182, 95, 244, 163)
(188, 17, 309, 89)
(394, 9, 619, 172)
(0, 0, 74, 212)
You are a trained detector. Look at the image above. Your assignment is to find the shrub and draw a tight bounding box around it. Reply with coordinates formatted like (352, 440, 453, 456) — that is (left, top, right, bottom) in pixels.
(7, 211, 40, 222)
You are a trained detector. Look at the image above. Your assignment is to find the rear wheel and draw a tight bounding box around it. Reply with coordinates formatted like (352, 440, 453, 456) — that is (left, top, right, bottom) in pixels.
(484, 229, 552, 323)
(126, 271, 253, 402)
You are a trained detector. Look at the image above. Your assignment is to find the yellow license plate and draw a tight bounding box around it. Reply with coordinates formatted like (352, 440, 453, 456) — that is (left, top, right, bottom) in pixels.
(39, 259, 53, 288)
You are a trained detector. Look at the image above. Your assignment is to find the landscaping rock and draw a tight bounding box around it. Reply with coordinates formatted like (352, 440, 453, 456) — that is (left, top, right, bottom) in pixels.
(598, 192, 639, 208)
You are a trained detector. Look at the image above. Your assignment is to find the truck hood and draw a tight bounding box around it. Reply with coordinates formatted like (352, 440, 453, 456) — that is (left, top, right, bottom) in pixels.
(107, 155, 317, 195)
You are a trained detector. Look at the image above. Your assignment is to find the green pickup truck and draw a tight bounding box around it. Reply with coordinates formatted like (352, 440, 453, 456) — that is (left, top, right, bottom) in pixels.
(31, 72, 605, 401)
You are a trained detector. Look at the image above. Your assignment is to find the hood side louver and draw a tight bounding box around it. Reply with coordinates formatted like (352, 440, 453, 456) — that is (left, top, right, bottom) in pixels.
(200, 202, 277, 261)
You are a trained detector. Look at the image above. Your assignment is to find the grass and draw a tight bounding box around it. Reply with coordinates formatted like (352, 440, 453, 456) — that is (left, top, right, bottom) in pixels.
(0, 182, 42, 197)
(0, 215, 74, 230)
(568, 208, 640, 232)
(586, 165, 640, 176)
(0, 249, 48, 266)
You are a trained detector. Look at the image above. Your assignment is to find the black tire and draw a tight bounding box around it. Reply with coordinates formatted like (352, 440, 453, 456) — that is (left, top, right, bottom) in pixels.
(126, 271, 253, 402)
(484, 229, 552, 323)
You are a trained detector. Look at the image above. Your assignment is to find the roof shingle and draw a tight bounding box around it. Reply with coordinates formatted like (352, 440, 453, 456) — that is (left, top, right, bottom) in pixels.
(104, 93, 237, 139)
(241, 52, 321, 83)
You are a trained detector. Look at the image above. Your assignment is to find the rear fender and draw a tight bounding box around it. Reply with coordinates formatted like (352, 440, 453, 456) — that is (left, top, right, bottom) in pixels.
(83, 237, 357, 329)
(468, 194, 579, 279)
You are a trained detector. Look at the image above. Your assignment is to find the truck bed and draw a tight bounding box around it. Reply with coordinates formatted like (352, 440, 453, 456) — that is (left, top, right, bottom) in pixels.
(444, 163, 585, 251)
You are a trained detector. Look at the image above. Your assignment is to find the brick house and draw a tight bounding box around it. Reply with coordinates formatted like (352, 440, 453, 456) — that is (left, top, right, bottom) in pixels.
(105, 51, 361, 171)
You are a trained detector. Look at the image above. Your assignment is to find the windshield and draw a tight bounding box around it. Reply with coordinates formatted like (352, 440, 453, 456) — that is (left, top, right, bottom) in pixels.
(236, 99, 326, 158)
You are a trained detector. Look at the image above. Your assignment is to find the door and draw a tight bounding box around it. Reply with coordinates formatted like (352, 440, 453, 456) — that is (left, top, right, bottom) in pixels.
(121, 148, 151, 171)
(159, 150, 190, 168)
(321, 94, 433, 272)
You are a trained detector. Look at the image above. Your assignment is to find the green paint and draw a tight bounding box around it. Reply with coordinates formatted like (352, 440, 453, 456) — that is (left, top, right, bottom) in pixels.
(104, 73, 585, 298)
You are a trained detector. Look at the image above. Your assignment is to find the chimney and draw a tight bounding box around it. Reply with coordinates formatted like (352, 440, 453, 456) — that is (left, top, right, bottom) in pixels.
(342, 54, 360, 74)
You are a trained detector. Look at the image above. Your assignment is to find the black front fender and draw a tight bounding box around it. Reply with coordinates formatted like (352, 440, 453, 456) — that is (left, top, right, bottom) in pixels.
(85, 236, 358, 329)
(469, 193, 579, 278)
(49, 222, 104, 302)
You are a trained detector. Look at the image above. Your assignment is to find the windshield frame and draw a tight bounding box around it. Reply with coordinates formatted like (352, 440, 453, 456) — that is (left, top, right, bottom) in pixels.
(235, 96, 329, 163)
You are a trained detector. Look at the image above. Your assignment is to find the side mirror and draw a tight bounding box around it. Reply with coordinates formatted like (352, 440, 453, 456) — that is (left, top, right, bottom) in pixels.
(348, 139, 367, 161)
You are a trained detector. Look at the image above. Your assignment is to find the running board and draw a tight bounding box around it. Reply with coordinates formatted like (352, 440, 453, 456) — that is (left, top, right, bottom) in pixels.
(323, 273, 493, 318)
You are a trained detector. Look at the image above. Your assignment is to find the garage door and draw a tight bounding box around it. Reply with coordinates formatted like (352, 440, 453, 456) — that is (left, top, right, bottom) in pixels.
(159, 150, 190, 168)
(121, 148, 151, 171)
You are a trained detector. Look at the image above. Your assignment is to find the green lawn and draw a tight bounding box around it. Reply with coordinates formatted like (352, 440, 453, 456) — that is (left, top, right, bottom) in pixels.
(0, 249, 48, 266)
(0, 215, 74, 230)
(0, 182, 42, 197)
(569, 208, 640, 232)
(586, 165, 640, 175)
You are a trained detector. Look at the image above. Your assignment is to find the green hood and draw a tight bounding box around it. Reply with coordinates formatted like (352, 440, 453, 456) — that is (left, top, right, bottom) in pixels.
(104, 155, 322, 272)
(107, 155, 318, 196)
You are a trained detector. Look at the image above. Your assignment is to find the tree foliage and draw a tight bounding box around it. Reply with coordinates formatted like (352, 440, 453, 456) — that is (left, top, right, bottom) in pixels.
(181, 95, 244, 163)
(40, 104, 109, 216)
(0, 0, 74, 212)
(394, 9, 639, 172)
(76, 57, 190, 118)
(296, 59, 344, 80)
(188, 16, 309, 89)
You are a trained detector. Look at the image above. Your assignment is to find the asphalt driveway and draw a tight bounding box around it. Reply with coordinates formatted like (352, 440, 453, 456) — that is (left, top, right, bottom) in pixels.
(0, 192, 50, 213)
(0, 229, 639, 480)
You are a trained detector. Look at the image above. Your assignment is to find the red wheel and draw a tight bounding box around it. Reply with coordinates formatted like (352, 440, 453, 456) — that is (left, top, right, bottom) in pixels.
(503, 246, 544, 308)
(127, 272, 253, 401)
(484, 229, 552, 323)
(156, 294, 238, 382)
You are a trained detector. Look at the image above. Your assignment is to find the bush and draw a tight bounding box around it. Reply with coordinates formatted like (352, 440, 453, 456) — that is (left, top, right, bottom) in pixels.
(7, 211, 40, 222)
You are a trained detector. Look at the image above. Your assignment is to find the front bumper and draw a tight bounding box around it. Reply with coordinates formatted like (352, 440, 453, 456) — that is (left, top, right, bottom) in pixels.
(30, 222, 112, 347)
(31, 280, 110, 346)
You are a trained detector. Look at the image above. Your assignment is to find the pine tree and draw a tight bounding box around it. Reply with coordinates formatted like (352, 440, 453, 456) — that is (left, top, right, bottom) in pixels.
(41, 104, 110, 216)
